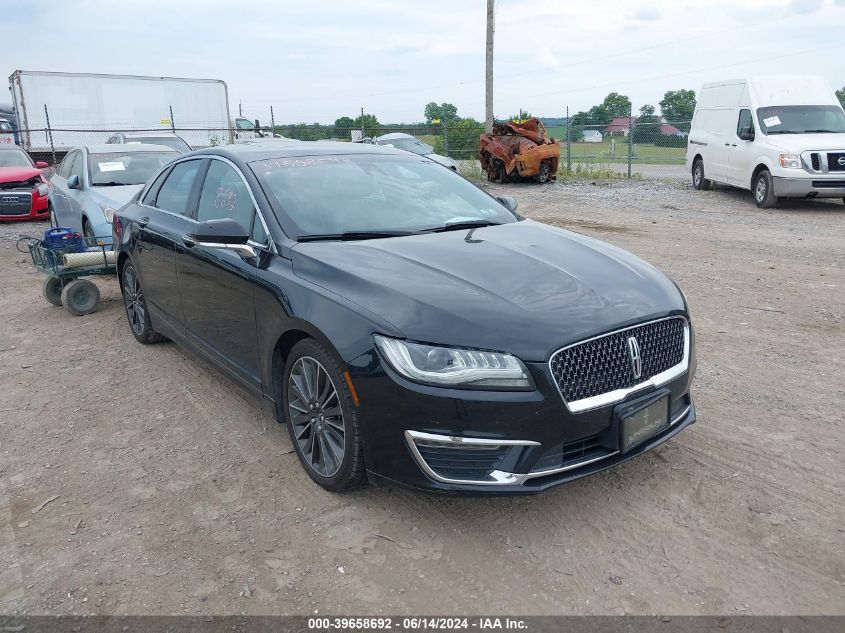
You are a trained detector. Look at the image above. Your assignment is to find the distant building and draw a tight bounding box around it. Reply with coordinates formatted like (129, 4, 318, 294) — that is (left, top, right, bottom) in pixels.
(605, 117, 686, 137)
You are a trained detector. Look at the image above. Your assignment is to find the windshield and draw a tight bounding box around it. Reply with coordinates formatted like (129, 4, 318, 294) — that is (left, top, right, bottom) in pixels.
(128, 137, 191, 153)
(0, 120, 12, 132)
(88, 151, 176, 186)
(380, 137, 433, 155)
(757, 106, 845, 135)
(0, 149, 33, 168)
(250, 154, 516, 238)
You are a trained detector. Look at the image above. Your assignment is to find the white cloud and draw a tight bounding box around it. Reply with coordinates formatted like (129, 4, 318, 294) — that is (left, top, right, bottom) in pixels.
(0, 0, 842, 123)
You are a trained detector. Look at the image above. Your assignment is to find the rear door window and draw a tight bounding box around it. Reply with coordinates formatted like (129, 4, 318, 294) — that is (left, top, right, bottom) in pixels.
(153, 160, 202, 216)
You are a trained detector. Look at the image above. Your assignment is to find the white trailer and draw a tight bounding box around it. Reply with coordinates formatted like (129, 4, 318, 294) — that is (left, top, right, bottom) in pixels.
(8, 70, 246, 152)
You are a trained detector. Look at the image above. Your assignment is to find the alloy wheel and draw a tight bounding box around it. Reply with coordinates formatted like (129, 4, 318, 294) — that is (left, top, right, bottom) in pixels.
(693, 164, 702, 187)
(287, 356, 345, 477)
(755, 176, 766, 203)
(123, 266, 146, 336)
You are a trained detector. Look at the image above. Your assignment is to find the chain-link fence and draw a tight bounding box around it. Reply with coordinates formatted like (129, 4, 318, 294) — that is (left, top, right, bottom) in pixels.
(4, 114, 693, 182)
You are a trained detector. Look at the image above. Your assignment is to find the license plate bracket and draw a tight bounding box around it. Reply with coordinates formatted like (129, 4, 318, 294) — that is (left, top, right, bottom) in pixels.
(617, 390, 670, 454)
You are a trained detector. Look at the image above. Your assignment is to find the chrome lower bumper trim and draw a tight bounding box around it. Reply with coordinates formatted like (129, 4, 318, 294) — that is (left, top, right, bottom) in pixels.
(406, 402, 693, 486)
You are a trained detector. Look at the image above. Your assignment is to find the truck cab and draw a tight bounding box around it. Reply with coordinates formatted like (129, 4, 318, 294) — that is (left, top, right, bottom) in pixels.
(686, 76, 845, 208)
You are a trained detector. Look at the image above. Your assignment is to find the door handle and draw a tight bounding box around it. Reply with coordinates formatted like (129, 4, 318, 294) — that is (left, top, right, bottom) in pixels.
(137, 216, 150, 228)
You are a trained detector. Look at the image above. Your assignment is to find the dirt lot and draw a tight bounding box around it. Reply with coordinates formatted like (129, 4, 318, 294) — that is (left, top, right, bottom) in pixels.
(1, 181, 843, 616)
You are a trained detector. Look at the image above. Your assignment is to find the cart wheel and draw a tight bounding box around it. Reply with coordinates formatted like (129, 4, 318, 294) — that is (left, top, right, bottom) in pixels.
(61, 279, 100, 316)
(42, 276, 64, 306)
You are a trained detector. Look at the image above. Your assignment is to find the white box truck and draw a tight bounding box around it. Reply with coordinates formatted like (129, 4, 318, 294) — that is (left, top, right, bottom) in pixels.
(686, 75, 845, 207)
(8, 70, 258, 154)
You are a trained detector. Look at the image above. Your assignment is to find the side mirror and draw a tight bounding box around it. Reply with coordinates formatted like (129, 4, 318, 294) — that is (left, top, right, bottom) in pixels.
(35, 161, 49, 169)
(497, 195, 518, 213)
(67, 174, 81, 189)
(189, 218, 256, 259)
(738, 127, 755, 141)
(190, 218, 249, 244)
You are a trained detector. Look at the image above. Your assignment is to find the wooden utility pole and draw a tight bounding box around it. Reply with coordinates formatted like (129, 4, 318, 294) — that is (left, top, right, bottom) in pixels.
(485, 0, 495, 132)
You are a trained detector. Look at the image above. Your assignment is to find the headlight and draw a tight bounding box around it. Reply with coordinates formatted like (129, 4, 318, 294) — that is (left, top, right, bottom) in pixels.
(36, 184, 49, 196)
(373, 335, 534, 390)
(98, 203, 117, 223)
(778, 153, 802, 169)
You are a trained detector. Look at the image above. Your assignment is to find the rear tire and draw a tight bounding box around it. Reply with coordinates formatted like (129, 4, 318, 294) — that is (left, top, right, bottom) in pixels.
(121, 262, 167, 344)
(535, 160, 552, 184)
(283, 338, 365, 492)
(61, 279, 100, 316)
(42, 276, 63, 306)
(692, 158, 710, 190)
(753, 169, 779, 208)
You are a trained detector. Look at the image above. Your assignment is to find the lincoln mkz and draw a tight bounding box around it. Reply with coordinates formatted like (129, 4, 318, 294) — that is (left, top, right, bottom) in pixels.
(113, 142, 696, 494)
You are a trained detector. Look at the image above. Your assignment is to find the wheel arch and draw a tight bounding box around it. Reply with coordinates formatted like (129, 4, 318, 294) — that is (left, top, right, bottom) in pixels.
(269, 321, 347, 423)
(751, 162, 770, 189)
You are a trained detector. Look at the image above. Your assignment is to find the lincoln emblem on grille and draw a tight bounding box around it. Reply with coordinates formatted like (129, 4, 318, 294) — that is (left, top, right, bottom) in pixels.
(627, 336, 642, 380)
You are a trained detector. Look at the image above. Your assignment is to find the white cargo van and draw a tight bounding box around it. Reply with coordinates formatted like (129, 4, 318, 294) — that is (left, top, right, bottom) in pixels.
(686, 76, 845, 207)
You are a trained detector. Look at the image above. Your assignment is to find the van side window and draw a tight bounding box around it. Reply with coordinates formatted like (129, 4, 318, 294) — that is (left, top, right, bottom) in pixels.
(737, 109, 754, 137)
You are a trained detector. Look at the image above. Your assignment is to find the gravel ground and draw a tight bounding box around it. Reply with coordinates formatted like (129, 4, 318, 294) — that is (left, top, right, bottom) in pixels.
(0, 180, 843, 616)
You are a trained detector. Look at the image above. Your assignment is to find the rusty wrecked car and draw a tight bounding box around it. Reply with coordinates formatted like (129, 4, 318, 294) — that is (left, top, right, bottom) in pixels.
(479, 118, 560, 183)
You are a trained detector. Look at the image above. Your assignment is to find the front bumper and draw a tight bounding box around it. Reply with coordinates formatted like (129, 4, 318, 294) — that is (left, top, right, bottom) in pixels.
(772, 176, 845, 198)
(0, 189, 49, 222)
(349, 348, 696, 495)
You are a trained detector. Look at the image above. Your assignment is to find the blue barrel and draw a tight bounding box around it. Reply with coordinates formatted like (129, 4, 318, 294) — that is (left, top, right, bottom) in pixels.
(43, 227, 84, 252)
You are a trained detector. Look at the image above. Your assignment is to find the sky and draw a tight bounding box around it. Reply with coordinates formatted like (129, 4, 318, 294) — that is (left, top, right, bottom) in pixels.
(1, 0, 844, 124)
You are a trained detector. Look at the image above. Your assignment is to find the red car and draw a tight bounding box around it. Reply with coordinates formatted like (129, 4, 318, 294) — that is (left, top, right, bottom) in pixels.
(0, 145, 50, 222)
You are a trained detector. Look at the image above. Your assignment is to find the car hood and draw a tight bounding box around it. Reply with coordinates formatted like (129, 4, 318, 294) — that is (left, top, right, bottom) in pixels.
(86, 184, 144, 208)
(765, 132, 845, 152)
(291, 220, 685, 361)
(425, 153, 456, 168)
(0, 166, 40, 183)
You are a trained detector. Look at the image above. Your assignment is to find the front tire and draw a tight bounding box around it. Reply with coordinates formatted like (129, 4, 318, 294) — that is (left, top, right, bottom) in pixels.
(82, 218, 95, 239)
(692, 158, 711, 190)
(283, 339, 365, 492)
(121, 262, 166, 344)
(754, 169, 779, 208)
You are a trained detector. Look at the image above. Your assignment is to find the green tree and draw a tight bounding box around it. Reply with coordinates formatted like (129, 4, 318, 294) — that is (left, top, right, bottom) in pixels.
(424, 102, 442, 123)
(433, 117, 484, 160)
(334, 116, 355, 129)
(659, 89, 696, 131)
(354, 113, 380, 136)
(602, 92, 632, 117)
(837, 86, 845, 108)
(424, 102, 459, 123)
(632, 105, 660, 144)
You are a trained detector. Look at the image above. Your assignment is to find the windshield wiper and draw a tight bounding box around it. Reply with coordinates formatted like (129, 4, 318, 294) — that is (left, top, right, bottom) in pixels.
(297, 230, 416, 242)
(421, 220, 503, 233)
(92, 181, 132, 187)
(801, 129, 840, 134)
(765, 130, 796, 135)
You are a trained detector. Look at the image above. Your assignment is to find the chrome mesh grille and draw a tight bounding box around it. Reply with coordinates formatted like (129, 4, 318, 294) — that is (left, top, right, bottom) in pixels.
(550, 318, 686, 404)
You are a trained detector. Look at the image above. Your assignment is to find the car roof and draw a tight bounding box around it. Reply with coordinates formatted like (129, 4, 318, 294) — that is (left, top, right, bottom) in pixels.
(377, 132, 417, 141)
(79, 143, 180, 153)
(117, 132, 182, 138)
(0, 144, 27, 151)
(183, 140, 408, 163)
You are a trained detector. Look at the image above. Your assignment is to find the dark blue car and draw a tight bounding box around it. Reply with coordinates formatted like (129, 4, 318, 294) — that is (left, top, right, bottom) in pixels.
(113, 141, 696, 494)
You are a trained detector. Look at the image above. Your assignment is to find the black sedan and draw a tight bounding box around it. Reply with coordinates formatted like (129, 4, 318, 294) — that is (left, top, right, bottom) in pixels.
(113, 142, 696, 494)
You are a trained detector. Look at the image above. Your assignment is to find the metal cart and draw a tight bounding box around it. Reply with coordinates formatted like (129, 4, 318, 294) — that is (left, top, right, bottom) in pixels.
(21, 233, 116, 316)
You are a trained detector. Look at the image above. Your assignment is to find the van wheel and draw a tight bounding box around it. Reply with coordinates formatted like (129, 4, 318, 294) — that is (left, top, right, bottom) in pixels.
(692, 159, 710, 190)
(753, 170, 779, 208)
